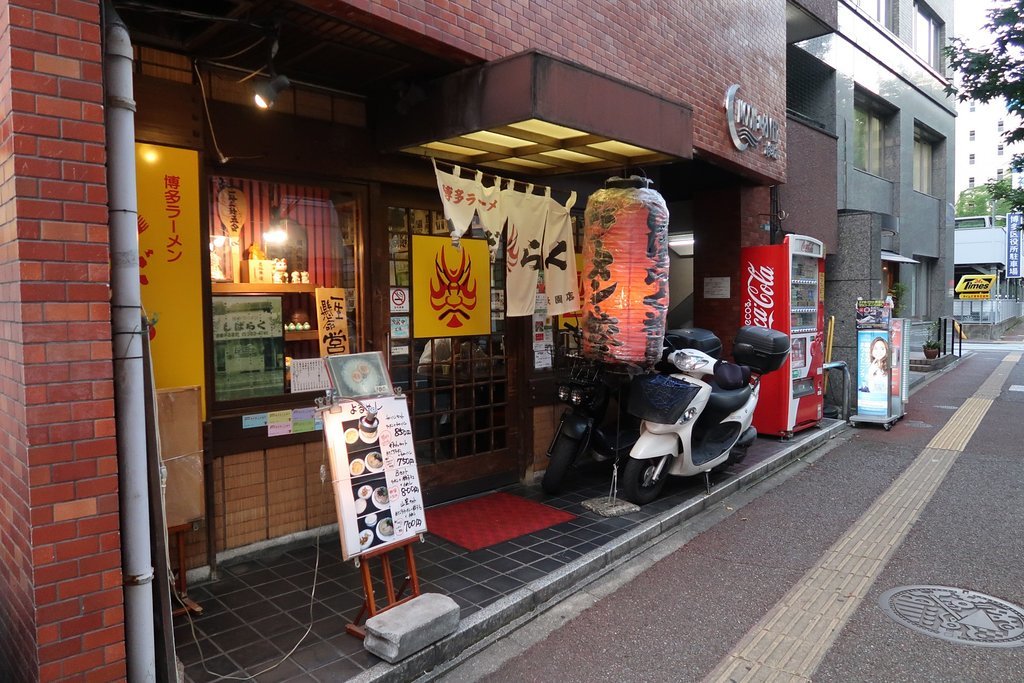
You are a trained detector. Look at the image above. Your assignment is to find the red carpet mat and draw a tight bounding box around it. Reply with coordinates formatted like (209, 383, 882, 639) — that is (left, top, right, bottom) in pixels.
(425, 492, 576, 551)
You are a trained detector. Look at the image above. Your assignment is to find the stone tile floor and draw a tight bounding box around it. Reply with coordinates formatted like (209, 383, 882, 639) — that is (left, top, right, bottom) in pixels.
(177, 437, 804, 682)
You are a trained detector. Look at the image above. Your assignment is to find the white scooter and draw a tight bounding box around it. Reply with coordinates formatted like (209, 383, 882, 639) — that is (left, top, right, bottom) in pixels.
(621, 326, 790, 504)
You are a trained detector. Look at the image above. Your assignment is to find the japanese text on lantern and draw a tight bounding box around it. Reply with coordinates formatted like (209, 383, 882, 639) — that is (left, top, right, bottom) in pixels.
(316, 287, 351, 356)
(164, 174, 183, 263)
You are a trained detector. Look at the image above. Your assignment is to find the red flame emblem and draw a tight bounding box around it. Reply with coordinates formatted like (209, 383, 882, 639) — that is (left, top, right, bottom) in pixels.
(429, 246, 478, 328)
(506, 224, 519, 270)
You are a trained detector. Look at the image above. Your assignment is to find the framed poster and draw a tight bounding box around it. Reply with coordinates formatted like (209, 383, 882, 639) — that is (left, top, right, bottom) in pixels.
(324, 351, 394, 399)
(211, 295, 284, 402)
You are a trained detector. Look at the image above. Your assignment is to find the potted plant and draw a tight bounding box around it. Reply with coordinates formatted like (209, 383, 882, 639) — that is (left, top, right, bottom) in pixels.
(923, 338, 940, 359)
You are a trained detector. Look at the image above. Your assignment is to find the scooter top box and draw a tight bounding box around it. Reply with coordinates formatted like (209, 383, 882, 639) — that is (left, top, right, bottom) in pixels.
(664, 328, 722, 359)
(732, 326, 790, 374)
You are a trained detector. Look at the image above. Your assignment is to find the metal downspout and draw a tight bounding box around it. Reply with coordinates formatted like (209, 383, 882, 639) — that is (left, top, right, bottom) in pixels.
(104, 2, 157, 680)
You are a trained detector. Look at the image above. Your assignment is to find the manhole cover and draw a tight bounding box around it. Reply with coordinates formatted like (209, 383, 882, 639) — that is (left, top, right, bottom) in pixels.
(879, 586, 1024, 648)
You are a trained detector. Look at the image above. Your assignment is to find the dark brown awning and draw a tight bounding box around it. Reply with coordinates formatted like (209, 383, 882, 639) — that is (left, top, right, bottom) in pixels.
(374, 51, 693, 175)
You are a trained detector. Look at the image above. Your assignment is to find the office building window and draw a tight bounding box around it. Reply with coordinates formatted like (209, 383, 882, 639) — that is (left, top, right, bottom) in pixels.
(969, 102, 976, 112)
(998, 119, 1004, 132)
(997, 169, 1004, 180)
(913, 130, 934, 195)
(913, 2, 943, 69)
(968, 177, 975, 188)
(857, 0, 891, 27)
(969, 130, 976, 142)
(854, 104, 885, 175)
(969, 153, 976, 165)
(999, 144, 1005, 156)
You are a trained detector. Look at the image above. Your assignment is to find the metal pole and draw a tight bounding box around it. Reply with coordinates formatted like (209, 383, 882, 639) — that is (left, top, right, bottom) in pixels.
(105, 3, 157, 680)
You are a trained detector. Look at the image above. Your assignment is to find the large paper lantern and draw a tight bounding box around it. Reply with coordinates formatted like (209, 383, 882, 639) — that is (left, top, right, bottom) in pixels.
(581, 176, 669, 366)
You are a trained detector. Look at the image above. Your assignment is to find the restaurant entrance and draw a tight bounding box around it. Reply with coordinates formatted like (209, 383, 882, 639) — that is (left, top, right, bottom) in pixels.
(380, 189, 519, 504)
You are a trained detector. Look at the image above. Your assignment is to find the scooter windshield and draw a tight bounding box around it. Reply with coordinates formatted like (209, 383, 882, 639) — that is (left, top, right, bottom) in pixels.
(627, 374, 701, 424)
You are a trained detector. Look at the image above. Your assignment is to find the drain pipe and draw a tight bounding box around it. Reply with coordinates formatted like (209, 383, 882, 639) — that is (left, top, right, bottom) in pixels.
(104, 2, 157, 681)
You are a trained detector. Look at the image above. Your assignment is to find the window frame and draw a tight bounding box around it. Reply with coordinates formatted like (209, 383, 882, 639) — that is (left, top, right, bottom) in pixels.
(913, 1, 943, 70)
(853, 97, 889, 177)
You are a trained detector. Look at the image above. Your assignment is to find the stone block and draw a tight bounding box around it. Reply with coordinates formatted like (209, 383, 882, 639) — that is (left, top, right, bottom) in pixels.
(363, 593, 460, 663)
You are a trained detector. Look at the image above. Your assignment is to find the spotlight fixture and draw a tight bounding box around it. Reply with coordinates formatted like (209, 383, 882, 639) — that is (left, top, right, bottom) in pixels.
(254, 73, 290, 109)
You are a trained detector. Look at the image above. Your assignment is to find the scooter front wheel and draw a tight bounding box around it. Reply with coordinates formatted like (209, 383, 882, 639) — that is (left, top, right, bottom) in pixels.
(541, 437, 578, 494)
(622, 456, 669, 505)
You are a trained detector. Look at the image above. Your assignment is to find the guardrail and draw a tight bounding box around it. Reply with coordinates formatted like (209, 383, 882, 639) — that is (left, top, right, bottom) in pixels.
(952, 299, 1024, 324)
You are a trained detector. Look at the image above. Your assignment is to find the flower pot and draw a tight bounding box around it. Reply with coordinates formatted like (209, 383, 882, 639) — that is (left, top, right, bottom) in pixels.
(923, 347, 939, 359)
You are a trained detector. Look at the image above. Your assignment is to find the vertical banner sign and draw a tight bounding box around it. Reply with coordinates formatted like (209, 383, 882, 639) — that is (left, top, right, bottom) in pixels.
(411, 235, 491, 337)
(1008, 213, 1022, 279)
(135, 143, 205, 405)
(323, 397, 427, 561)
(315, 287, 350, 356)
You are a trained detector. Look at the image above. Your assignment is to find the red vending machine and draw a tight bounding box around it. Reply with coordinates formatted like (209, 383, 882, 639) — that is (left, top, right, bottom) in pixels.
(740, 234, 825, 437)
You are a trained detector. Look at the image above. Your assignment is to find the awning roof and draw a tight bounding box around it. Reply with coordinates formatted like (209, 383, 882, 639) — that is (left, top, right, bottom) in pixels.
(881, 250, 919, 264)
(374, 51, 694, 175)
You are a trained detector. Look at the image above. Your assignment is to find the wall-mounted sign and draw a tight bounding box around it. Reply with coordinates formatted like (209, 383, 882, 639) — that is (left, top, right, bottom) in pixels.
(724, 84, 781, 160)
(954, 274, 997, 300)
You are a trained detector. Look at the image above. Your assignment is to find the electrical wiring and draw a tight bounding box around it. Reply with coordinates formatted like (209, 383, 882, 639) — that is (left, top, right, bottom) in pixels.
(192, 61, 265, 165)
(172, 461, 332, 680)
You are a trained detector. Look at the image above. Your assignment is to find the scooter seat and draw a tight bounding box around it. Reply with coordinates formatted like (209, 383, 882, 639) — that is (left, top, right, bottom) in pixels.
(707, 382, 752, 414)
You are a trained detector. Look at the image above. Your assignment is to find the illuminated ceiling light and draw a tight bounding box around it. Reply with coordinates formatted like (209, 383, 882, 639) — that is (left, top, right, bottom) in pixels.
(507, 119, 587, 140)
(539, 149, 603, 163)
(423, 141, 487, 156)
(461, 130, 534, 148)
(498, 157, 557, 169)
(586, 140, 656, 157)
(254, 74, 290, 109)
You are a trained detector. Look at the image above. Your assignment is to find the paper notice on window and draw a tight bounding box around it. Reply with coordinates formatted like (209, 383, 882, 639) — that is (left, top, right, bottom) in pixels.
(290, 358, 331, 393)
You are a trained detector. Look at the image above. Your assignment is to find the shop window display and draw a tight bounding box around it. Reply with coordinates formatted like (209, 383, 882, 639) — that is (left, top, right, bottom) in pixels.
(208, 175, 362, 405)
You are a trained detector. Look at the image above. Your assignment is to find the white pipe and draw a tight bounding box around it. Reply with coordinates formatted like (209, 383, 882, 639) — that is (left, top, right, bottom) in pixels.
(104, 2, 156, 680)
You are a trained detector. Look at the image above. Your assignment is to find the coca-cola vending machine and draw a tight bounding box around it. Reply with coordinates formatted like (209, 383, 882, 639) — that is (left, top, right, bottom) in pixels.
(741, 234, 825, 437)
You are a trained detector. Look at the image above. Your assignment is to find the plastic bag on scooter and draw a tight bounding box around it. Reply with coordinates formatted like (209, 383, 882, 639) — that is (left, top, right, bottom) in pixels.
(627, 374, 700, 424)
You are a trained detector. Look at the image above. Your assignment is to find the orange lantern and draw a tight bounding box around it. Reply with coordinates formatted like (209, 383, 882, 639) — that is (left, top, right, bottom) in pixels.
(581, 176, 669, 366)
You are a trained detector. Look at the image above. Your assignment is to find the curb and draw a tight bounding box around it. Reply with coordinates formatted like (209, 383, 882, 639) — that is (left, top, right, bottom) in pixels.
(353, 419, 848, 683)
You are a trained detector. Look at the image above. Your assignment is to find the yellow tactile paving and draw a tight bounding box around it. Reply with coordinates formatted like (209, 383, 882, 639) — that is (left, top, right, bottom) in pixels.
(704, 354, 1019, 683)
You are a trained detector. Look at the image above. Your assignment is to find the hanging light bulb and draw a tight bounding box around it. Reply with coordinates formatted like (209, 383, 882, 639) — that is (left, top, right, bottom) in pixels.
(254, 74, 290, 109)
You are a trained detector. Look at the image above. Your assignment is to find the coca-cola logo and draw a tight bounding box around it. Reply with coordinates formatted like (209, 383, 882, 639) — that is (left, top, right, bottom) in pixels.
(743, 262, 775, 328)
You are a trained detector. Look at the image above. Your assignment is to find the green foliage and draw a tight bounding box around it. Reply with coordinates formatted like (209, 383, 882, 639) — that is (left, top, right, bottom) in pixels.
(946, 1, 1024, 211)
(956, 183, 1013, 217)
(888, 282, 907, 317)
(923, 338, 941, 350)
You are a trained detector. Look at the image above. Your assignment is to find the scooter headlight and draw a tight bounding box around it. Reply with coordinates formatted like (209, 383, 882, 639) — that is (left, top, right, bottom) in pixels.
(675, 355, 709, 372)
(570, 387, 586, 405)
(683, 406, 698, 422)
(557, 384, 571, 402)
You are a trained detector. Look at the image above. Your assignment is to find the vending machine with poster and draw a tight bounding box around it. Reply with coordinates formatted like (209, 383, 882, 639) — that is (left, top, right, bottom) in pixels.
(740, 234, 826, 437)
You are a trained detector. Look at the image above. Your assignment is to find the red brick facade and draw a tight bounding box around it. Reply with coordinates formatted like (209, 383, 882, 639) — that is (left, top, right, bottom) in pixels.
(0, 2, 125, 680)
(317, 0, 788, 183)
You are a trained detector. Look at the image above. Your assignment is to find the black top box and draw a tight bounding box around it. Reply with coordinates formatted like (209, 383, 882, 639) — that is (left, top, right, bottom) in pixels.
(733, 326, 790, 374)
(664, 328, 722, 359)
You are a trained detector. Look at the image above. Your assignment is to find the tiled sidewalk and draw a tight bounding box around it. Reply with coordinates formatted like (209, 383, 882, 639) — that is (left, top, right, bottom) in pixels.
(178, 425, 838, 683)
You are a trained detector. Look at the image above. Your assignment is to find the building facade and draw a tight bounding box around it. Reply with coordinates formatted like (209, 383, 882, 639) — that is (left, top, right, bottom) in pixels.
(0, 1, 798, 679)
(784, 0, 956, 380)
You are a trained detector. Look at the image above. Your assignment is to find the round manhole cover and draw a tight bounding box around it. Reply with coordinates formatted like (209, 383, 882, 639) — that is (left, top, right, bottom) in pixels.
(879, 586, 1024, 648)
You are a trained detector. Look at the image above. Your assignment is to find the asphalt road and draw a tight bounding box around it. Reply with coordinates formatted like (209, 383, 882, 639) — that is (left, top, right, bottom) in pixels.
(434, 350, 1024, 682)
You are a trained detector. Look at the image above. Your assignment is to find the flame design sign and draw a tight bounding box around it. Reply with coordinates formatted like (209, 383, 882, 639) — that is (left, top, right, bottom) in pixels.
(412, 235, 491, 337)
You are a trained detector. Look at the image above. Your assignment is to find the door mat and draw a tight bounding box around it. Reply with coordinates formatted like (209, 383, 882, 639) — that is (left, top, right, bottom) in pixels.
(425, 492, 576, 551)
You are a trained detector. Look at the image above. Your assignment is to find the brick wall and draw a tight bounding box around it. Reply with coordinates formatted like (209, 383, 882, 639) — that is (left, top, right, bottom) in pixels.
(312, 0, 788, 183)
(0, 2, 126, 681)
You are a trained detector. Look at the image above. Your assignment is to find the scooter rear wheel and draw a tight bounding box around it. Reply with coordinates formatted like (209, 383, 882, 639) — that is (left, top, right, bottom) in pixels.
(622, 456, 669, 505)
(541, 437, 578, 494)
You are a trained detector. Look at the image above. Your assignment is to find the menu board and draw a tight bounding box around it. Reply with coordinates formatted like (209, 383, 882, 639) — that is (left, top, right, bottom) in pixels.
(324, 396, 427, 560)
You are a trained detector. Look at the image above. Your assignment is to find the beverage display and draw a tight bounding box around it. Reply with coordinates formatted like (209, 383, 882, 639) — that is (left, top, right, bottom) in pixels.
(740, 235, 826, 437)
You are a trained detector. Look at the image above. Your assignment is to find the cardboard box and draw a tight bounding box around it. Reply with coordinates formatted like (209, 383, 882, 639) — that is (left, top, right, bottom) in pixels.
(157, 386, 205, 526)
